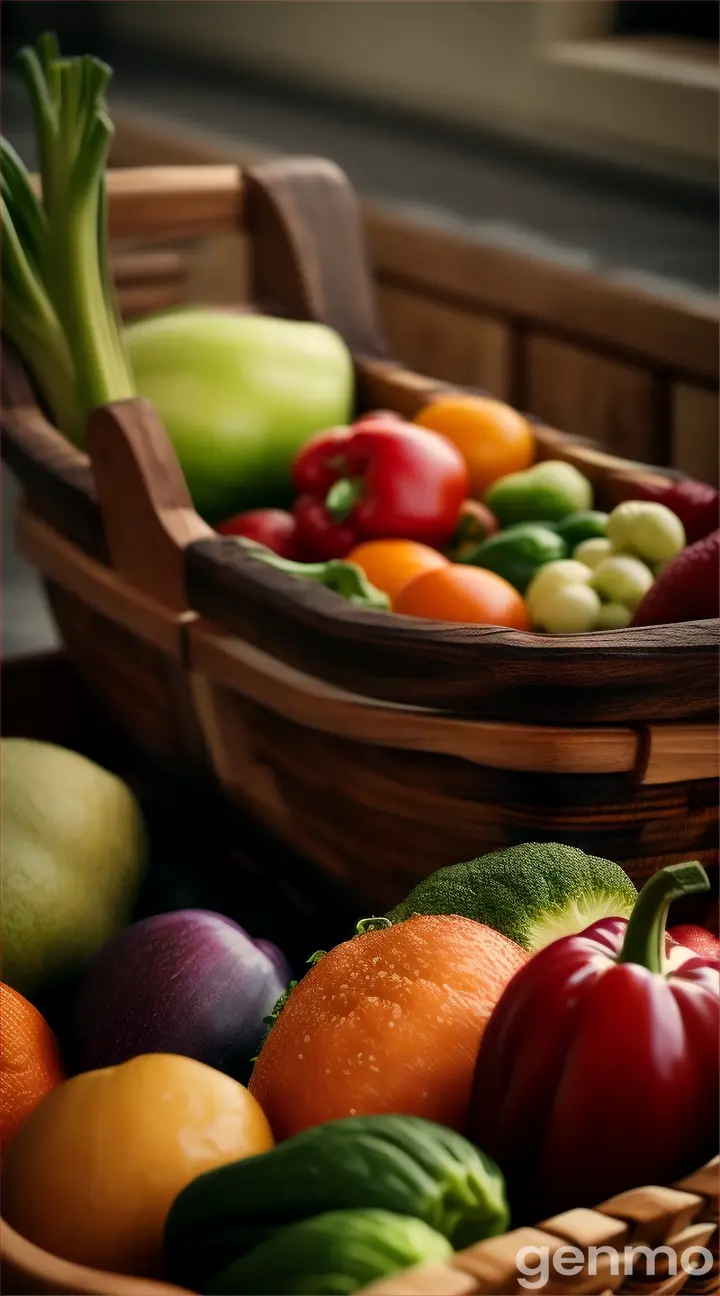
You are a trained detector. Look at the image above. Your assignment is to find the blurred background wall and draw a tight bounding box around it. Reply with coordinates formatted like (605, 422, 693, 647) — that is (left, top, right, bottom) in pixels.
(4, 1, 718, 183)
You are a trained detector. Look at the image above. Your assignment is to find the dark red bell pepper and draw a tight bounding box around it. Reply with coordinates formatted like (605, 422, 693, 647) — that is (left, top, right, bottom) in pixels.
(469, 862, 719, 1222)
(291, 413, 469, 562)
(669, 925, 720, 962)
(216, 508, 298, 559)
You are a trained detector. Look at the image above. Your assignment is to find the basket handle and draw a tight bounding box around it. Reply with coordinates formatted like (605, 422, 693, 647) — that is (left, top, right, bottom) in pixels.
(103, 161, 389, 360)
(85, 400, 213, 612)
(93, 159, 388, 606)
(242, 157, 389, 359)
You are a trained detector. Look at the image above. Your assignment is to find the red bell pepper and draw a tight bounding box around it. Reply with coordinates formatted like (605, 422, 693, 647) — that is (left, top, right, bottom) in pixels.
(216, 508, 298, 559)
(669, 924, 720, 962)
(291, 413, 469, 562)
(469, 862, 719, 1222)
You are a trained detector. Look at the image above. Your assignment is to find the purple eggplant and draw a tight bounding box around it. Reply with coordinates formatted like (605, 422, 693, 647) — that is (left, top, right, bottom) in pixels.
(72, 910, 290, 1076)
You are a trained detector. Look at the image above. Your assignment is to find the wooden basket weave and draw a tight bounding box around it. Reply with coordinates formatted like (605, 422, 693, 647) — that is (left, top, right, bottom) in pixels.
(1, 654, 717, 1295)
(3, 1157, 717, 1295)
(1, 160, 718, 914)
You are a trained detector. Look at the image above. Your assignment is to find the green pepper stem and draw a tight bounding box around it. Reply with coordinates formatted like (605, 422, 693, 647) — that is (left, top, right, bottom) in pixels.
(616, 861, 709, 973)
(232, 538, 390, 610)
(325, 476, 364, 523)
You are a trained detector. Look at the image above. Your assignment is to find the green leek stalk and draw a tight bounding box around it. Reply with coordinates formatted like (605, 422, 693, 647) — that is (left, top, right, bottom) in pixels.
(1, 32, 134, 442)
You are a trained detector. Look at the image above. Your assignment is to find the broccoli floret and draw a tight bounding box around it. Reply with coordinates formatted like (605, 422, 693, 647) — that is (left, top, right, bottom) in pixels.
(387, 843, 637, 951)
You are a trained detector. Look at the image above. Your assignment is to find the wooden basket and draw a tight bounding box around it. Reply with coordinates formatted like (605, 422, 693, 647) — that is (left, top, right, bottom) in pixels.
(0, 667, 717, 1296)
(3, 1150, 717, 1295)
(2, 160, 718, 913)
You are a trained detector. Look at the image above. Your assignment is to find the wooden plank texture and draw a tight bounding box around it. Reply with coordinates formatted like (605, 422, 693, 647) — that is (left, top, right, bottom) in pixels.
(672, 384, 720, 487)
(106, 165, 243, 241)
(526, 334, 658, 462)
(369, 211, 719, 382)
(376, 285, 511, 398)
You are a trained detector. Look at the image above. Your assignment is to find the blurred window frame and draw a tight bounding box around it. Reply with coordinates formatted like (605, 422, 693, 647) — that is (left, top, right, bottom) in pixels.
(534, 1, 718, 178)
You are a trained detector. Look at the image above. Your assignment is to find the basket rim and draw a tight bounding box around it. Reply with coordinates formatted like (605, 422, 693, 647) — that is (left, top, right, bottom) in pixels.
(3, 345, 717, 659)
(187, 533, 720, 653)
(2, 1154, 717, 1296)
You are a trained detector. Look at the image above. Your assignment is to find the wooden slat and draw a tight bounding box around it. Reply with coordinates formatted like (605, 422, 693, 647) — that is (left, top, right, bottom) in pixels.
(115, 283, 188, 320)
(359, 1266, 479, 1295)
(0, 1220, 194, 1296)
(188, 621, 644, 775)
(106, 165, 243, 241)
(16, 506, 194, 658)
(31, 163, 244, 241)
(642, 723, 720, 785)
(184, 231, 250, 306)
(526, 334, 659, 463)
(453, 1227, 568, 1294)
(376, 285, 511, 399)
(674, 1158, 720, 1222)
(671, 384, 720, 488)
(538, 1207, 629, 1251)
(112, 249, 190, 320)
(596, 1187, 703, 1246)
(368, 210, 720, 383)
(108, 108, 719, 386)
(185, 531, 719, 724)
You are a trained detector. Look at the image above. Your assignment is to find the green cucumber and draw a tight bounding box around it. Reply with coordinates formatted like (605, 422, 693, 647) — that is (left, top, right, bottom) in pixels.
(460, 523, 566, 593)
(204, 1209, 452, 1296)
(554, 511, 609, 549)
(164, 1114, 508, 1290)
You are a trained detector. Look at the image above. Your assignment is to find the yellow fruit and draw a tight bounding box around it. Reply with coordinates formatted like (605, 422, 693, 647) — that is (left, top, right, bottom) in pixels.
(3, 1053, 273, 1278)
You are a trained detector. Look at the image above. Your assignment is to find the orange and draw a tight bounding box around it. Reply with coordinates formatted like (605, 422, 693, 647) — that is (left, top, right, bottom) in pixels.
(0, 983, 64, 1153)
(394, 563, 529, 630)
(3, 1053, 274, 1277)
(415, 395, 534, 496)
(250, 914, 527, 1140)
(347, 539, 448, 605)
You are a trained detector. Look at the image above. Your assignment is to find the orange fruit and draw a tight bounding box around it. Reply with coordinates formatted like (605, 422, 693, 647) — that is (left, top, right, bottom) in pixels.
(415, 395, 534, 496)
(0, 982, 64, 1152)
(250, 914, 527, 1140)
(3, 1053, 273, 1276)
(347, 539, 448, 605)
(394, 564, 529, 630)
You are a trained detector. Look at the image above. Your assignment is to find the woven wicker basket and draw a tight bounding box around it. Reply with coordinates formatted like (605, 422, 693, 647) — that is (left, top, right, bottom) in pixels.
(3, 1157, 717, 1295)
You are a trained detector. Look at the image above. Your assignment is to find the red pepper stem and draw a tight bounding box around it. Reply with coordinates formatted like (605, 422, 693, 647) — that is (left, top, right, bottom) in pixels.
(616, 861, 709, 974)
(325, 476, 364, 523)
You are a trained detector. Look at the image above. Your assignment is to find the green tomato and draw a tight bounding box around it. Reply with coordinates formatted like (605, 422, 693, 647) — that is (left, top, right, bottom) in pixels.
(125, 310, 354, 523)
(596, 601, 633, 630)
(606, 500, 685, 565)
(591, 555, 654, 610)
(484, 460, 592, 528)
(572, 538, 613, 570)
(526, 559, 593, 618)
(531, 583, 602, 634)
